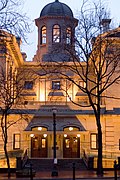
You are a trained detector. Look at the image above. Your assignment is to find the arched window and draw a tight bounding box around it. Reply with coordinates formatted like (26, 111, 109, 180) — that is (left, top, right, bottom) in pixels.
(53, 24, 61, 43)
(41, 26, 46, 44)
(66, 27, 71, 44)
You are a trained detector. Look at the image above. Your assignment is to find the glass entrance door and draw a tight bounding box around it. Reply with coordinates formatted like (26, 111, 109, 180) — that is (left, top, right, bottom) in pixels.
(31, 135, 47, 158)
(63, 135, 80, 158)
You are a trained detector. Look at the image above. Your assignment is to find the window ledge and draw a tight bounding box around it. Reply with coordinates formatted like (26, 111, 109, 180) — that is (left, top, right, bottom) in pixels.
(48, 91, 64, 96)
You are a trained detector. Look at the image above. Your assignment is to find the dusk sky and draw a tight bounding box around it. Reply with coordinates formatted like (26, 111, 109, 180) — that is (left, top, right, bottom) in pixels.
(21, 0, 120, 61)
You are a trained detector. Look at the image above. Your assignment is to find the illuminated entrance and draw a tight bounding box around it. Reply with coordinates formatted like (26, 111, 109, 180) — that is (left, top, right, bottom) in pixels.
(29, 125, 82, 158)
(31, 127, 48, 158)
(63, 127, 80, 158)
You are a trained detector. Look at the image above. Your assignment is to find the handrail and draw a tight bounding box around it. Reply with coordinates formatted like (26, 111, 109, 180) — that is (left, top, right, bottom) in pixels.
(82, 150, 89, 168)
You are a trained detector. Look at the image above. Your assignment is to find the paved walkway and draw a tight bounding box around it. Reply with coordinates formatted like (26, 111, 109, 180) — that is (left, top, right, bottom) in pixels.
(0, 170, 120, 180)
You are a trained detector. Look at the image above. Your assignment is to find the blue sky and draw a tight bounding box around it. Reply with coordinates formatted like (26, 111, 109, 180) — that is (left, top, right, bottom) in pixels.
(21, 0, 120, 61)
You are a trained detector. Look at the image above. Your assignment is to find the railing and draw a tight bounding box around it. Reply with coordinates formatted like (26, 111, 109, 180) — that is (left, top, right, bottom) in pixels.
(114, 160, 120, 180)
(13, 101, 94, 112)
(13, 101, 72, 109)
(24, 100, 70, 106)
(82, 150, 88, 168)
(82, 149, 94, 170)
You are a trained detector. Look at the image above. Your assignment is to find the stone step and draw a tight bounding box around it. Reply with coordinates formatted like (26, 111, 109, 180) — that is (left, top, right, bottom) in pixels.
(28, 158, 87, 171)
(57, 159, 87, 170)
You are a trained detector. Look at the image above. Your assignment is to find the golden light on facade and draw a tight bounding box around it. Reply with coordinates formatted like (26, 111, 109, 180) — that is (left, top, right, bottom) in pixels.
(39, 87, 46, 101)
(77, 134, 80, 137)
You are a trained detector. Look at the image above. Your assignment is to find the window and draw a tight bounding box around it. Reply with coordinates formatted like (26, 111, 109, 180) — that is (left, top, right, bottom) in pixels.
(42, 139, 46, 148)
(24, 81, 33, 90)
(52, 81, 60, 90)
(119, 139, 120, 150)
(66, 27, 71, 44)
(13, 134, 20, 149)
(65, 139, 70, 148)
(79, 81, 86, 88)
(53, 25, 61, 43)
(41, 26, 46, 44)
(90, 133, 98, 149)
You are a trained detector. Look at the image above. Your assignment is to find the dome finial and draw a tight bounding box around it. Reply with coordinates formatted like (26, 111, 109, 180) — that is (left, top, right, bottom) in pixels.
(55, 0, 59, 2)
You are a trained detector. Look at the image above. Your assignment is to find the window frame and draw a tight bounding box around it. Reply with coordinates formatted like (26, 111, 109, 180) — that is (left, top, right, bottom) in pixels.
(13, 134, 21, 149)
(52, 24, 61, 43)
(90, 133, 98, 150)
(24, 81, 34, 90)
(41, 26, 47, 44)
(52, 81, 61, 90)
(79, 80, 86, 88)
(119, 139, 120, 150)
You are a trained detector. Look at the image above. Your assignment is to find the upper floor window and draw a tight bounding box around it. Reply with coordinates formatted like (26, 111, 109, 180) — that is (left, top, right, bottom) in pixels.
(52, 81, 60, 90)
(24, 81, 33, 90)
(79, 81, 86, 88)
(66, 27, 71, 44)
(41, 26, 46, 44)
(53, 25, 61, 43)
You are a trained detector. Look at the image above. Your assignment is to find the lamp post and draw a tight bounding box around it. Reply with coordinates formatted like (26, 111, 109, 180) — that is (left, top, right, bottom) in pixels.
(51, 108, 58, 176)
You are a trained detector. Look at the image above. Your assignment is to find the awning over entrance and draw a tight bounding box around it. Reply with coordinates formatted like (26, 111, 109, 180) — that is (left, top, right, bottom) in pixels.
(25, 116, 86, 131)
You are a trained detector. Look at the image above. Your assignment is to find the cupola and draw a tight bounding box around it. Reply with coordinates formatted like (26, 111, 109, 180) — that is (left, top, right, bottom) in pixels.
(33, 0, 78, 62)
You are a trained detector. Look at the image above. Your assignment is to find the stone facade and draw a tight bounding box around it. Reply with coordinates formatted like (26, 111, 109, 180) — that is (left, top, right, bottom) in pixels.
(0, 0, 120, 169)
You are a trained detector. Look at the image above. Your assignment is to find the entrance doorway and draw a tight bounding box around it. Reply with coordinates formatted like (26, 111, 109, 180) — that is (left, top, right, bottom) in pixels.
(63, 135, 80, 158)
(31, 134, 47, 157)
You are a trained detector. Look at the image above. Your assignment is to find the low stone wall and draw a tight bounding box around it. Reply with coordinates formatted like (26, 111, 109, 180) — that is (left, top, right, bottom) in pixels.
(94, 157, 117, 169)
(0, 158, 16, 168)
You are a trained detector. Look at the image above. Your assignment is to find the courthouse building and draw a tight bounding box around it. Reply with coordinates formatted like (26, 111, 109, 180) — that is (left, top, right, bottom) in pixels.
(0, 0, 120, 168)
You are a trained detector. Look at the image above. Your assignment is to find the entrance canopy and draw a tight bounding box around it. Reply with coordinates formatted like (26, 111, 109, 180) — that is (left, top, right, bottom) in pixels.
(25, 116, 86, 132)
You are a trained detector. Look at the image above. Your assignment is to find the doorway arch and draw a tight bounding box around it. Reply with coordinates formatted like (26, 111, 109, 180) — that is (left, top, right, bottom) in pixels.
(31, 126, 48, 158)
(63, 126, 80, 158)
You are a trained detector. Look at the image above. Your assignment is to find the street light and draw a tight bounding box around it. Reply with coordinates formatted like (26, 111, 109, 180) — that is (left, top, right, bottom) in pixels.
(51, 107, 58, 177)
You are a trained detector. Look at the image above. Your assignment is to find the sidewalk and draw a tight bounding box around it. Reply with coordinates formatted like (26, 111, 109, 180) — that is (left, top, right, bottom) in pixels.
(0, 170, 120, 180)
(35, 170, 119, 179)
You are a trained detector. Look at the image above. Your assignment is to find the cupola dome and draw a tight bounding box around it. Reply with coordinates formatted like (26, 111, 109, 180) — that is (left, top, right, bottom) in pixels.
(40, 0, 73, 18)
